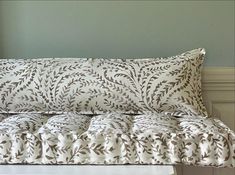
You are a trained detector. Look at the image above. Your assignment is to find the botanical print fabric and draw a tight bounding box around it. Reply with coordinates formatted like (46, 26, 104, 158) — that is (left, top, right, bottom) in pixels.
(1, 48, 233, 167)
(0, 113, 234, 167)
(0, 48, 207, 117)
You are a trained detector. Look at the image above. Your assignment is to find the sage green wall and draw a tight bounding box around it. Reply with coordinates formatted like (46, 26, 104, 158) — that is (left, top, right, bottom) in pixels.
(0, 1, 234, 66)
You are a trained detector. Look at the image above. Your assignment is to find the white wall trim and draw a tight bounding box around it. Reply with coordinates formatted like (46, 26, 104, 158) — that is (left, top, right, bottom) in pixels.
(201, 67, 235, 121)
(202, 67, 235, 83)
(202, 67, 235, 91)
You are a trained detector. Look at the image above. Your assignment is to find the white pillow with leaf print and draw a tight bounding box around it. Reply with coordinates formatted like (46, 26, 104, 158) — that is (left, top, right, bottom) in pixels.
(0, 48, 208, 117)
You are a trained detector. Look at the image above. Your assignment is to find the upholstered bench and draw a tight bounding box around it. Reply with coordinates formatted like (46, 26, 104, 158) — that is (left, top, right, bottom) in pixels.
(0, 49, 234, 174)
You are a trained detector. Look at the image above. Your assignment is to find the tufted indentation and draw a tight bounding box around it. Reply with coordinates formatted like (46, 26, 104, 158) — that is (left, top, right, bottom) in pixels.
(87, 113, 133, 133)
(0, 113, 48, 133)
(133, 113, 179, 134)
(38, 113, 91, 134)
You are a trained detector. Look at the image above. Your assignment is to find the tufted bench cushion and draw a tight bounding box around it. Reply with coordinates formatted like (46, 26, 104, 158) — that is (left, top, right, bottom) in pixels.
(0, 113, 234, 167)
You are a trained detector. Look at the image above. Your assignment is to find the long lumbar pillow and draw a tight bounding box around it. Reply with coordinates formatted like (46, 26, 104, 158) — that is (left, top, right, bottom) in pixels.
(0, 48, 208, 117)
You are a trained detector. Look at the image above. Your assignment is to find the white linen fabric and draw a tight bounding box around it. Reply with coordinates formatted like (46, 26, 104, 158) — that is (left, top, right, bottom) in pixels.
(0, 48, 207, 117)
(0, 113, 234, 167)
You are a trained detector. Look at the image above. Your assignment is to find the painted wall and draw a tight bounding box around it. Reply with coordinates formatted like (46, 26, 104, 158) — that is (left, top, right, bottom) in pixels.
(0, 1, 234, 67)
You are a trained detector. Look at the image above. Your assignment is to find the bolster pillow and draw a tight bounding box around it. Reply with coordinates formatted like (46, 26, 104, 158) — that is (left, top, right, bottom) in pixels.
(0, 48, 207, 117)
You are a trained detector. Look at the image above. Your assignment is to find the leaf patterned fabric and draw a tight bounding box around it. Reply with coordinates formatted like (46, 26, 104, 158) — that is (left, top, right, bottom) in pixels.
(0, 113, 234, 167)
(1, 48, 233, 167)
(0, 48, 207, 117)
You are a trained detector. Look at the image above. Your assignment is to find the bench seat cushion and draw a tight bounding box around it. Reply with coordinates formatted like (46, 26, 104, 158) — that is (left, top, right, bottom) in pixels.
(0, 113, 234, 167)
